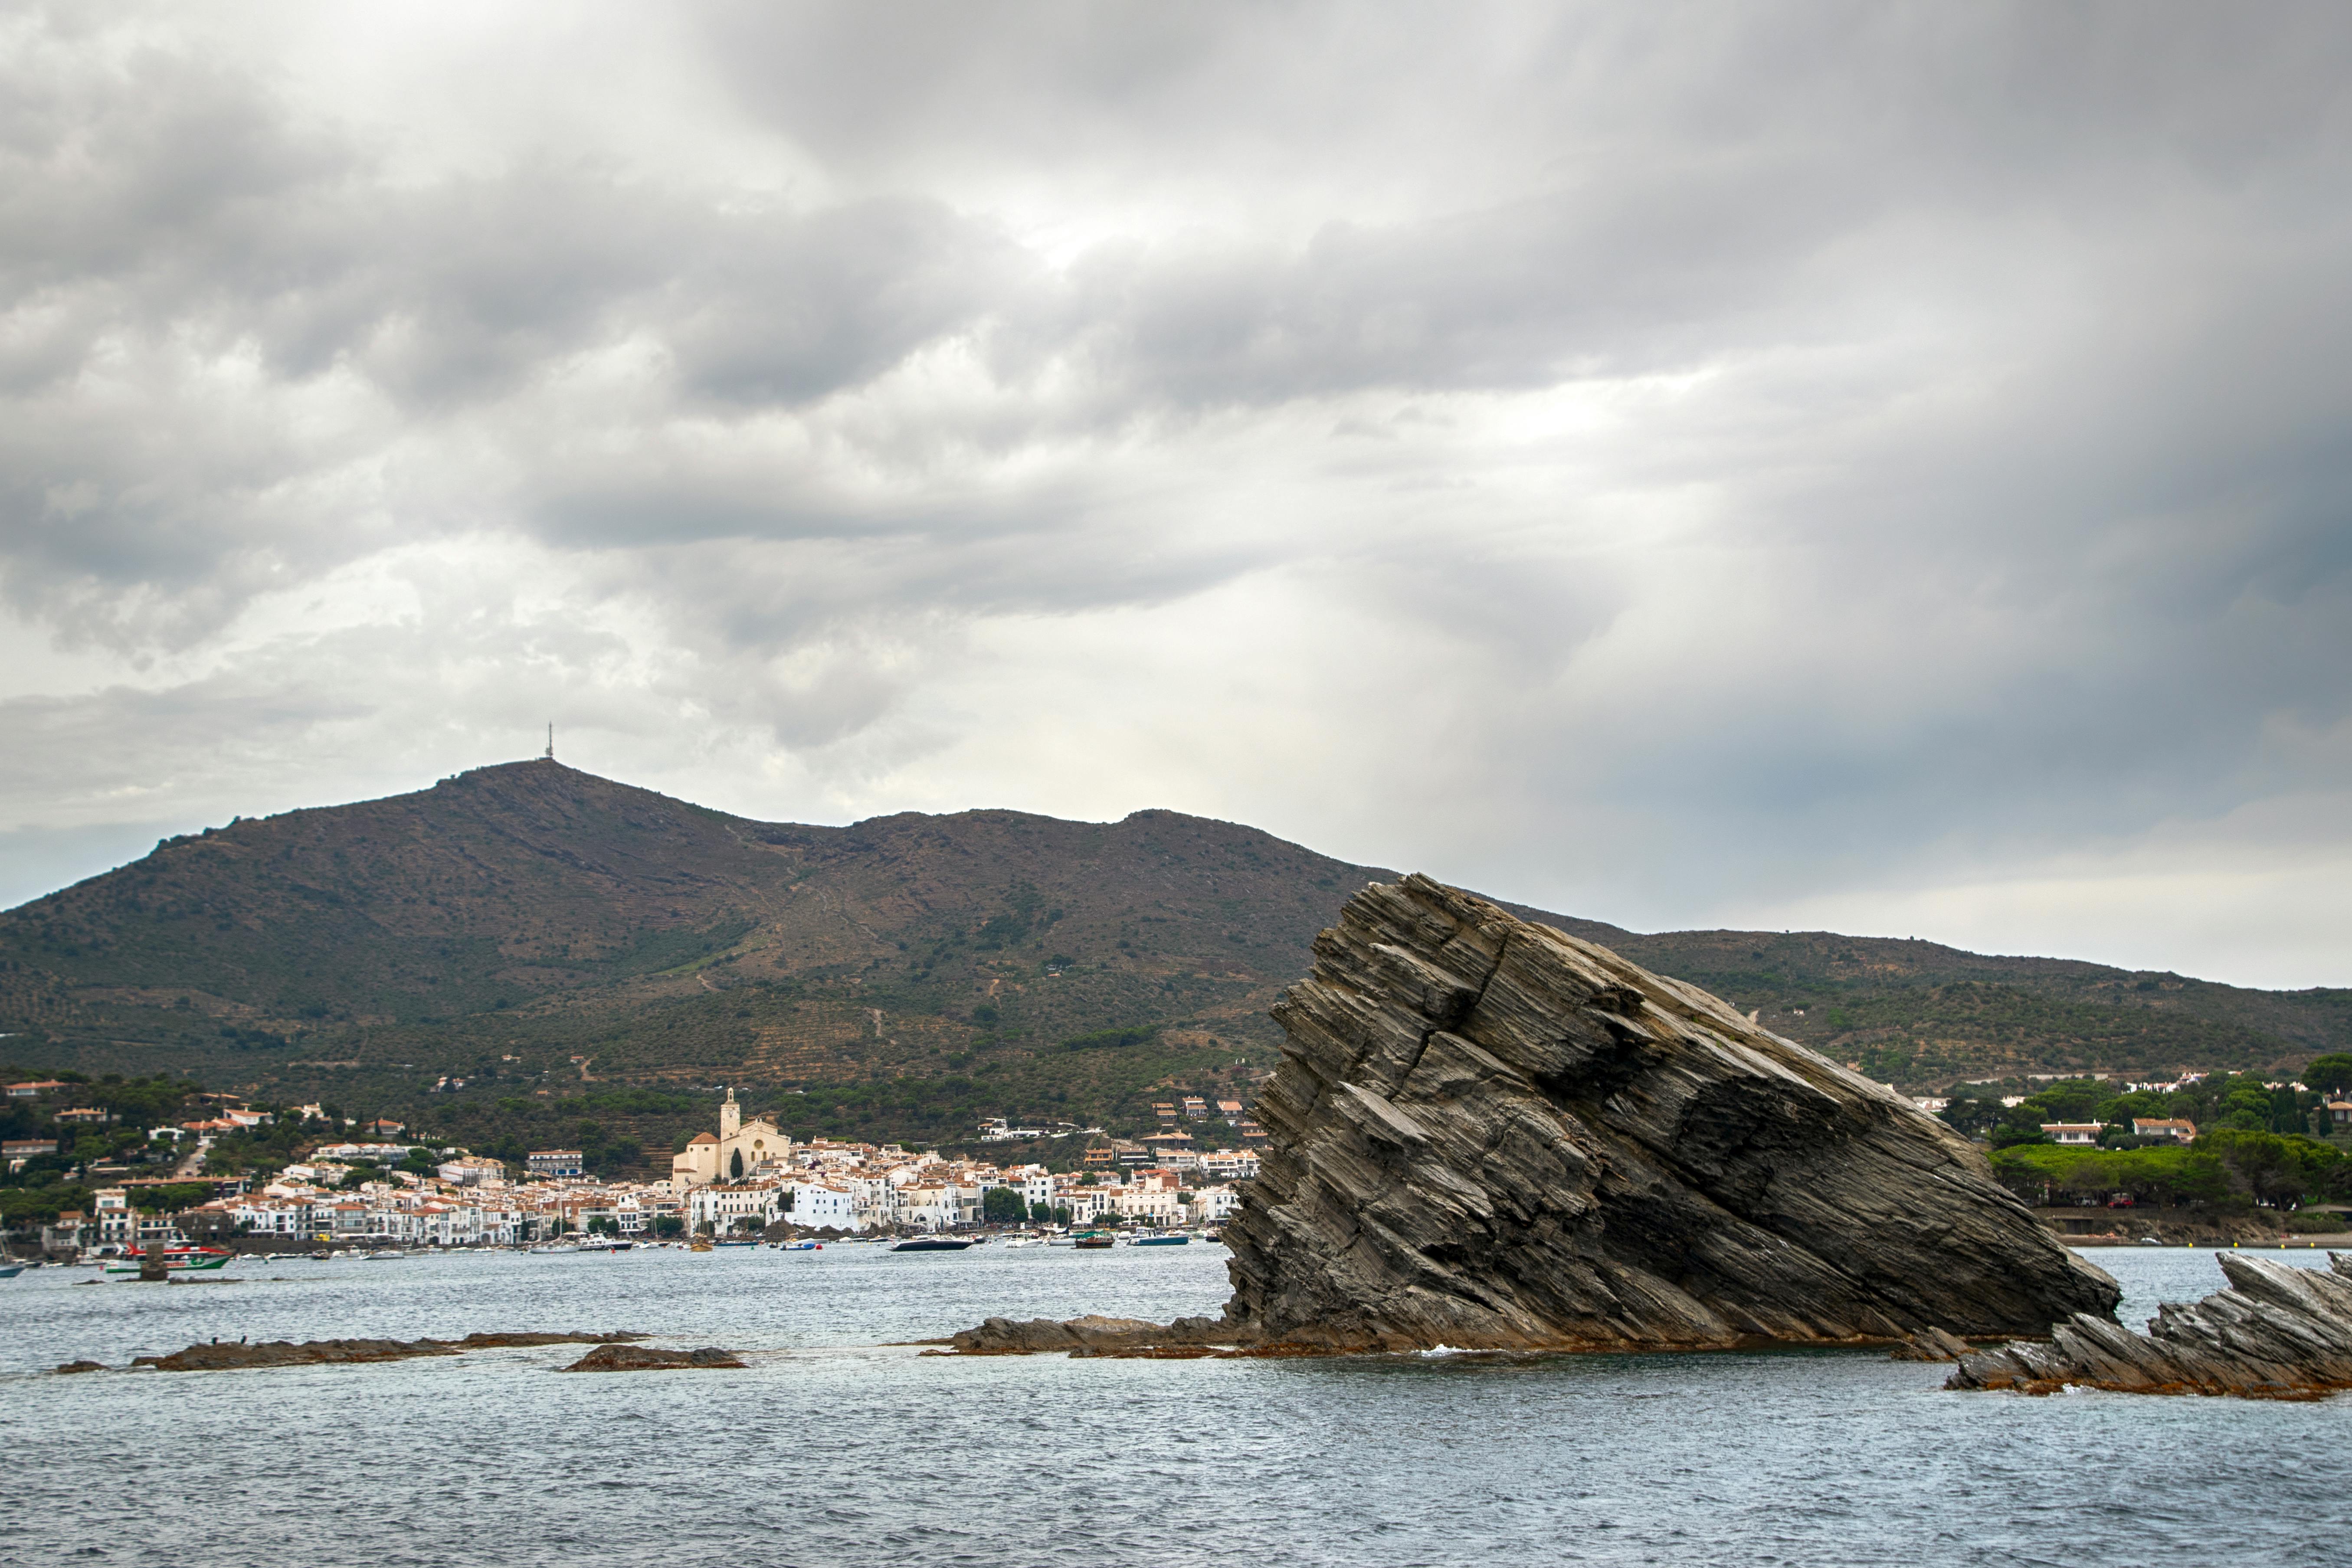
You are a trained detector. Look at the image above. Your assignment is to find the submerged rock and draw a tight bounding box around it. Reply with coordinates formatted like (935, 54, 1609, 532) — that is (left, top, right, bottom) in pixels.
(1948, 1252, 2352, 1398)
(123, 1331, 643, 1373)
(947, 1315, 1238, 1355)
(134, 1337, 459, 1371)
(560, 1343, 744, 1372)
(1216, 876, 2119, 1353)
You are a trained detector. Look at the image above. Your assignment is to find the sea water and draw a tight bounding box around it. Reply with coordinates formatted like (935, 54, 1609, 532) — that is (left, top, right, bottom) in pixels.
(3, 1244, 2347, 1567)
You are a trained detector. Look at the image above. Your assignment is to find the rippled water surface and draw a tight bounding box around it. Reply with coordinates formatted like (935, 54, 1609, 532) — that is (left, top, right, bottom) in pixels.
(4, 1242, 2348, 1566)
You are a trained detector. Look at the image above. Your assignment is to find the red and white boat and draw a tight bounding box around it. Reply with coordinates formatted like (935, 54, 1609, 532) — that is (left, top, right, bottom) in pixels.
(104, 1244, 233, 1276)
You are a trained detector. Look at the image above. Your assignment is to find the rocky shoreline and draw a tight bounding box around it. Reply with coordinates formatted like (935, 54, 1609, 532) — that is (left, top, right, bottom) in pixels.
(1948, 1252, 2352, 1399)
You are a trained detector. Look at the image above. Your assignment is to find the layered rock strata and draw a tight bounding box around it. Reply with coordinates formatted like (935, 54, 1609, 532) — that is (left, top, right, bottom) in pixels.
(1948, 1252, 2352, 1398)
(1216, 876, 2119, 1352)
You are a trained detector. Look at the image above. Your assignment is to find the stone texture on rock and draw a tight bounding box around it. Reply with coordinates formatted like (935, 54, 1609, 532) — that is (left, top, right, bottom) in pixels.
(560, 1343, 744, 1372)
(1890, 1327, 1973, 1362)
(1948, 1252, 2352, 1398)
(947, 1314, 1238, 1355)
(123, 1331, 643, 1373)
(1219, 875, 2120, 1352)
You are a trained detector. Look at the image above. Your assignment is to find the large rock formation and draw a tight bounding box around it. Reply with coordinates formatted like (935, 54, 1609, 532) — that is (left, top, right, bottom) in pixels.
(1949, 1252, 2352, 1398)
(1218, 876, 2119, 1352)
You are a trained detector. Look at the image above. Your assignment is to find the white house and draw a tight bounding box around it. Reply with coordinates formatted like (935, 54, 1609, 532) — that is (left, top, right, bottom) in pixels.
(92, 1188, 134, 1250)
(1187, 1184, 1243, 1224)
(781, 1180, 863, 1231)
(1197, 1149, 1259, 1183)
(689, 1182, 780, 1235)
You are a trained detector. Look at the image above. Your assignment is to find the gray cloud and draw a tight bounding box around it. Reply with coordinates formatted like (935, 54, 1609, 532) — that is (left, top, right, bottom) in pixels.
(0, 2, 2349, 984)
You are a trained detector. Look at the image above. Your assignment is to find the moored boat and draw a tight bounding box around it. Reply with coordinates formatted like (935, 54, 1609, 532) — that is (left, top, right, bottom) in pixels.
(102, 1244, 233, 1276)
(1131, 1233, 1190, 1247)
(1071, 1232, 1115, 1250)
(891, 1237, 976, 1252)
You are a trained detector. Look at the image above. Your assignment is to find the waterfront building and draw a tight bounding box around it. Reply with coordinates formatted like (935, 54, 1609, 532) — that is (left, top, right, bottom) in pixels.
(93, 1188, 133, 1249)
(689, 1181, 781, 1235)
(781, 1180, 862, 1229)
(1190, 1184, 1242, 1224)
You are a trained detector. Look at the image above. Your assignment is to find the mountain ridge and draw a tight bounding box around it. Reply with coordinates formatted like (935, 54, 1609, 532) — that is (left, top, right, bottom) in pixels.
(1, 760, 2345, 1145)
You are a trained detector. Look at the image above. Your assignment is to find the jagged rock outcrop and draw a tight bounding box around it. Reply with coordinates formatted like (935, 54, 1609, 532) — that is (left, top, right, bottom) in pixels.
(1949, 1252, 2352, 1398)
(1218, 876, 2119, 1352)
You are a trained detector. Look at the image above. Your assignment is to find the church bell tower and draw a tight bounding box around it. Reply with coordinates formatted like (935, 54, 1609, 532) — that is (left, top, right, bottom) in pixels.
(720, 1086, 741, 1141)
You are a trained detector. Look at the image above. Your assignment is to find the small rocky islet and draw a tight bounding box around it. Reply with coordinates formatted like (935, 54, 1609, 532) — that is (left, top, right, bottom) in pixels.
(58, 1330, 658, 1374)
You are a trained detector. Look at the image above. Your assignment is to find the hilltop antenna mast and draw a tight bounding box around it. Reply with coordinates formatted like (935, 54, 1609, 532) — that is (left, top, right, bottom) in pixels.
(543, 723, 554, 762)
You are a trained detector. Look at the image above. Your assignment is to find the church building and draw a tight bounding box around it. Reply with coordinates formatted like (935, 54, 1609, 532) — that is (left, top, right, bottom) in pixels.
(671, 1088, 791, 1187)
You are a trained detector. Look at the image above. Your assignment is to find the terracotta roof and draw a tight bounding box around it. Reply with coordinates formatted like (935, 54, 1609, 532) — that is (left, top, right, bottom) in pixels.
(686, 1133, 718, 1145)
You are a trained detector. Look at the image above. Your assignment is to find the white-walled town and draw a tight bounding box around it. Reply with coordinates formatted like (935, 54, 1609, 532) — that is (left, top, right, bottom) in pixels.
(19, 1086, 1257, 1259)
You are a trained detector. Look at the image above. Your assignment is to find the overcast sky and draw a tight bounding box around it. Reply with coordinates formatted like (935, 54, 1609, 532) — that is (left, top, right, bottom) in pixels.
(3, 3, 2348, 988)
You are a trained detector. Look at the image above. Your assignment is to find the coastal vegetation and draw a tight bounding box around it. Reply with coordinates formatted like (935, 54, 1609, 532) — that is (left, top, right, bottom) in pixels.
(1989, 1134, 2350, 1214)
